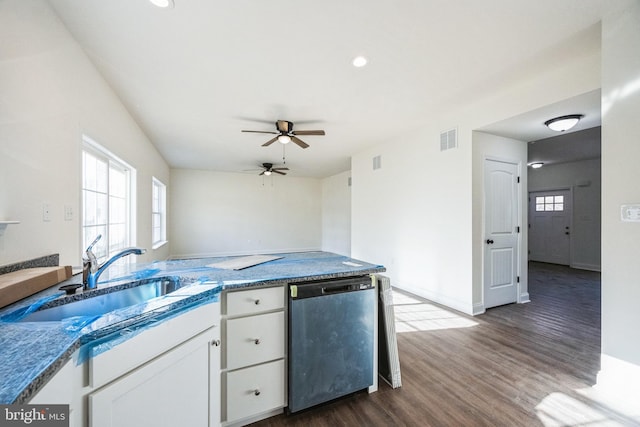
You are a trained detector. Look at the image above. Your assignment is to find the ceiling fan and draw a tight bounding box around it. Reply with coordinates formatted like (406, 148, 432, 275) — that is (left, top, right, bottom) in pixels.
(258, 162, 288, 176)
(242, 120, 325, 149)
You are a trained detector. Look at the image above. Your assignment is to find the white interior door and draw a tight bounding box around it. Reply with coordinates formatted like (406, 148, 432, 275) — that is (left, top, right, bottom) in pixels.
(484, 159, 519, 309)
(528, 189, 571, 265)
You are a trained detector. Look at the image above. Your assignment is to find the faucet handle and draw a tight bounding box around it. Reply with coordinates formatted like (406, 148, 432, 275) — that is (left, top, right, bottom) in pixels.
(85, 234, 102, 254)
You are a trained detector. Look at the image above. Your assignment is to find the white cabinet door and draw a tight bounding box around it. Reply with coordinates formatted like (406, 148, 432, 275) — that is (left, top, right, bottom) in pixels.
(89, 330, 215, 427)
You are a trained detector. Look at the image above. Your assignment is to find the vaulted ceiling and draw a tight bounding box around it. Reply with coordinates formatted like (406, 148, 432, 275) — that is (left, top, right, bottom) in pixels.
(48, 0, 611, 177)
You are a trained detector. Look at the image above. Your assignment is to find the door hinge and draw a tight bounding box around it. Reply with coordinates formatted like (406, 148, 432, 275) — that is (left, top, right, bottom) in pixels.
(517, 176, 520, 183)
(516, 226, 520, 233)
(517, 276, 520, 283)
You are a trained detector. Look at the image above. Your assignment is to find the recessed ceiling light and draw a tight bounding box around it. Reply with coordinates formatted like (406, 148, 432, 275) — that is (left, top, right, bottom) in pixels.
(544, 114, 583, 132)
(352, 56, 368, 68)
(149, 0, 174, 8)
(529, 162, 544, 169)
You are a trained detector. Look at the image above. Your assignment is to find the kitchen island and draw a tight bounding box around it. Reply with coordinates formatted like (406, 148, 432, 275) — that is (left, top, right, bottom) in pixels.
(0, 251, 384, 425)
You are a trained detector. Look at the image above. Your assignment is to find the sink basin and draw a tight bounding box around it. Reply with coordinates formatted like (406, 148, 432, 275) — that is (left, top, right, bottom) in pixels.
(18, 278, 186, 322)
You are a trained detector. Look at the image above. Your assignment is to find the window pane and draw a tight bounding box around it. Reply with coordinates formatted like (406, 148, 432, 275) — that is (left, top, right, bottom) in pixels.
(110, 167, 126, 198)
(96, 158, 108, 193)
(554, 196, 564, 203)
(96, 193, 108, 225)
(555, 204, 564, 211)
(545, 204, 554, 211)
(536, 197, 544, 204)
(536, 204, 545, 211)
(545, 196, 554, 204)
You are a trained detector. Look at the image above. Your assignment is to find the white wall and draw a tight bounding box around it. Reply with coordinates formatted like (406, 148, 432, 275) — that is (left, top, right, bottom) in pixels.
(528, 158, 602, 271)
(598, 0, 640, 396)
(169, 169, 321, 258)
(321, 171, 351, 256)
(472, 132, 528, 313)
(0, 0, 170, 268)
(352, 21, 601, 315)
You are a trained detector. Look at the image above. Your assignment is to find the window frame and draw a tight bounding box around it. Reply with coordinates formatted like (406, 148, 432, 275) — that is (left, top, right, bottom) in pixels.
(82, 135, 137, 264)
(151, 176, 167, 249)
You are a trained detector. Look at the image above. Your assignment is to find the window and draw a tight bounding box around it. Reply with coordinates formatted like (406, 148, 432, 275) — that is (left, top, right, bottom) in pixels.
(152, 177, 167, 248)
(535, 195, 564, 212)
(82, 136, 136, 264)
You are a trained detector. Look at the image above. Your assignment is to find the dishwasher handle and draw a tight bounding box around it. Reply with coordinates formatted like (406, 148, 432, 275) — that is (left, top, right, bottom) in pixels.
(322, 284, 356, 294)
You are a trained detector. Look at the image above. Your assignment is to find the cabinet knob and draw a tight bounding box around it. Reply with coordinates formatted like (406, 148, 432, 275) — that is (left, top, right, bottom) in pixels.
(254, 389, 261, 396)
(254, 338, 261, 345)
(254, 299, 261, 305)
(211, 339, 221, 347)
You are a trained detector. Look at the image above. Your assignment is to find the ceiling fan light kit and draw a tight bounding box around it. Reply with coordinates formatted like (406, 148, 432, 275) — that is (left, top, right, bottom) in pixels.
(529, 162, 544, 169)
(242, 120, 325, 149)
(544, 114, 583, 132)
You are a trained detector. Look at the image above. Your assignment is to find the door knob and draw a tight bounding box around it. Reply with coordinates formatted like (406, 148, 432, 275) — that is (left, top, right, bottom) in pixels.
(486, 239, 494, 244)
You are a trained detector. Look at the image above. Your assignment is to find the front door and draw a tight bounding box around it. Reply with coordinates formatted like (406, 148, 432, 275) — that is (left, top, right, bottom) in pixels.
(484, 159, 519, 309)
(528, 189, 571, 265)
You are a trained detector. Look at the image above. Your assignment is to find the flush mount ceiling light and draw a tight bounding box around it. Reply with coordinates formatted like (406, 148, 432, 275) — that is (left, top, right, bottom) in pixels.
(352, 56, 368, 67)
(529, 162, 544, 169)
(544, 114, 583, 132)
(149, 0, 174, 8)
(277, 134, 291, 144)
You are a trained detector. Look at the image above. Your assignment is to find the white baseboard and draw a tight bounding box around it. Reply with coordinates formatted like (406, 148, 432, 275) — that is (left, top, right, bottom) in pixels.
(393, 281, 474, 316)
(472, 302, 485, 315)
(518, 292, 530, 303)
(570, 262, 601, 272)
(596, 354, 640, 404)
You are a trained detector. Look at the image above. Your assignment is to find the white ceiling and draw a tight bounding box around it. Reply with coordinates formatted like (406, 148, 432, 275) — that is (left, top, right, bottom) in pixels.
(48, 0, 612, 178)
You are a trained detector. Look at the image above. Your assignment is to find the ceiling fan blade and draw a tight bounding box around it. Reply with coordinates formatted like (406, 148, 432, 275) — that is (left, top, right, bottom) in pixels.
(242, 130, 278, 134)
(272, 167, 289, 171)
(273, 170, 287, 175)
(262, 136, 279, 147)
(259, 170, 265, 176)
(292, 130, 325, 136)
(291, 136, 310, 149)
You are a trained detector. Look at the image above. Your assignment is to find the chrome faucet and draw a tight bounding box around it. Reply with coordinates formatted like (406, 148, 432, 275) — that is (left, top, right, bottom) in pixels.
(82, 234, 146, 290)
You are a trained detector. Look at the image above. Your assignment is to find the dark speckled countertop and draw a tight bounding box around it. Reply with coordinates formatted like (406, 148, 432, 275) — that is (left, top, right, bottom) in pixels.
(0, 251, 384, 404)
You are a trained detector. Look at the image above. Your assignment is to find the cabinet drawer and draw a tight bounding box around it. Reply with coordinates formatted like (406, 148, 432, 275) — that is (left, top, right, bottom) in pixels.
(225, 311, 284, 370)
(225, 359, 285, 423)
(225, 286, 283, 316)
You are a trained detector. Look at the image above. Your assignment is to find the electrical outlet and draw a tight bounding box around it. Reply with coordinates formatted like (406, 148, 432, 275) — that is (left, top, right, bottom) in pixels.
(64, 205, 73, 221)
(43, 204, 51, 222)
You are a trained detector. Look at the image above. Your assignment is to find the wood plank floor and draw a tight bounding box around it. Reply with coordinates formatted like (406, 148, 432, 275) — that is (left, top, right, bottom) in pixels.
(250, 262, 638, 426)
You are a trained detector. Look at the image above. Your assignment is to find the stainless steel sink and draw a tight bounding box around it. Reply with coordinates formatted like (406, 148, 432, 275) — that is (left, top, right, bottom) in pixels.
(18, 278, 186, 322)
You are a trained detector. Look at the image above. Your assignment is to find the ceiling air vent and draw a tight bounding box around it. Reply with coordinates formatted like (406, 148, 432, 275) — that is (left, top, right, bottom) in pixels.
(440, 128, 457, 151)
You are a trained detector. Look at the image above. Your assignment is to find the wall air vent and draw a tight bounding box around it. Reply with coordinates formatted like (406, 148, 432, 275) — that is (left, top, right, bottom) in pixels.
(373, 155, 382, 170)
(440, 128, 458, 151)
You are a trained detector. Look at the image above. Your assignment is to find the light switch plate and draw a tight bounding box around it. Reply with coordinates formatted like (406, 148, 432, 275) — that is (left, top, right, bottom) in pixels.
(621, 204, 640, 222)
(64, 205, 73, 221)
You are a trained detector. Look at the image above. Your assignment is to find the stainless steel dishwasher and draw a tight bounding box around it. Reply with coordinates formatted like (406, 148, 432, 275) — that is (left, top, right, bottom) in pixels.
(288, 275, 375, 413)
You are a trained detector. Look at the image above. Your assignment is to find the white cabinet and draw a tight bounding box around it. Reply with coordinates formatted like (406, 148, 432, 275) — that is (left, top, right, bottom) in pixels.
(89, 328, 217, 427)
(221, 286, 286, 426)
(29, 301, 221, 427)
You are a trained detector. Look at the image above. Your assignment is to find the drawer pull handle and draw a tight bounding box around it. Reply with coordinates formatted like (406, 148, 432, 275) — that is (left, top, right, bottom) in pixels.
(254, 389, 261, 396)
(211, 340, 221, 347)
(254, 338, 261, 345)
(254, 299, 261, 305)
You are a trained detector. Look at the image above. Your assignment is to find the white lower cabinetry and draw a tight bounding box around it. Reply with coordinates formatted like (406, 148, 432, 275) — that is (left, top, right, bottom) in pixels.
(89, 328, 215, 427)
(29, 301, 221, 427)
(221, 286, 286, 426)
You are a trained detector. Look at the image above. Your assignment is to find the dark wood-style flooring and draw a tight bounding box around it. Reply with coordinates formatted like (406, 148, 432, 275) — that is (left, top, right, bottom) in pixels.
(251, 262, 637, 426)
